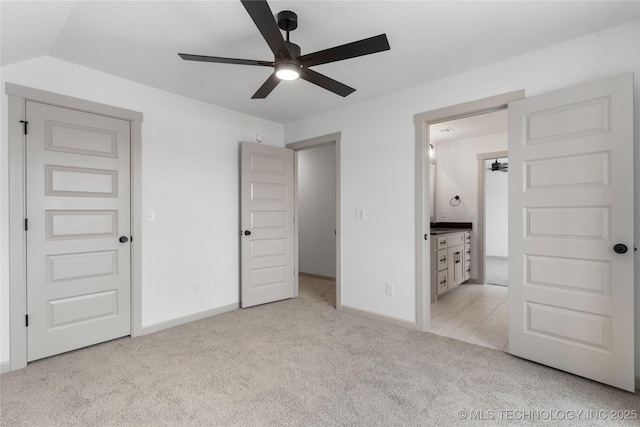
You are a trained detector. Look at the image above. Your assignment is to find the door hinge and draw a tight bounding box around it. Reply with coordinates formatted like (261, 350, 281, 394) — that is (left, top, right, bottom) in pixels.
(25, 314, 29, 327)
(19, 120, 28, 135)
(24, 218, 28, 231)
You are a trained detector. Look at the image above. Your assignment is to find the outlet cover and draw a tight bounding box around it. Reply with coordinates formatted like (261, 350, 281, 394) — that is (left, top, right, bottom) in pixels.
(355, 209, 366, 220)
(386, 282, 394, 296)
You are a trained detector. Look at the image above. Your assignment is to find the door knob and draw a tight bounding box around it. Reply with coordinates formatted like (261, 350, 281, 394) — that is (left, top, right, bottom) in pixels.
(119, 236, 129, 243)
(244, 230, 251, 236)
(613, 243, 628, 254)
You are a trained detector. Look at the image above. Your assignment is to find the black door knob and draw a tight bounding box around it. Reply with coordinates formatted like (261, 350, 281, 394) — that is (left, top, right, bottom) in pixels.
(244, 230, 251, 236)
(613, 243, 628, 254)
(119, 236, 129, 243)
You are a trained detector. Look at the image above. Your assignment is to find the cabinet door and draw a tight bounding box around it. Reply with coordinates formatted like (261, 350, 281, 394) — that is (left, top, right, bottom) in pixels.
(447, 245, 464, 288)
(437, 270, 448, 295)
(437, 249, 448, 270)
(464, 261, 471, 282)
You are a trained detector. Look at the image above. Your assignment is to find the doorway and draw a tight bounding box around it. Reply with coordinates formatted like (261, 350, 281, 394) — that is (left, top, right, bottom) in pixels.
(427, 111, 509, 350)
(286, 133, 341, 309)
(483, 155, 508, 287)
(413, 90, 524, 333)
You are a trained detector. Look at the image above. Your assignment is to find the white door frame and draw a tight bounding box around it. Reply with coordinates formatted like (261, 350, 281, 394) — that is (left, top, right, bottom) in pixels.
(414, 90, 524, 332)
(286, 133, 342, 309)
(6, 83, 143, 371)
(477, 150, 509, 287)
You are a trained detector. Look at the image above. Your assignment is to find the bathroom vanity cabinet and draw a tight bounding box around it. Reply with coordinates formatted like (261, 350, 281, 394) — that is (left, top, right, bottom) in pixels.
(430, 230, 471, 302)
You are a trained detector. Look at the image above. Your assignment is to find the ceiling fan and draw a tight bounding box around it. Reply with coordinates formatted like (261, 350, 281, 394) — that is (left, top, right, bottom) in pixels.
(489, 159, 509, 172)
(178, 0, 390, 99)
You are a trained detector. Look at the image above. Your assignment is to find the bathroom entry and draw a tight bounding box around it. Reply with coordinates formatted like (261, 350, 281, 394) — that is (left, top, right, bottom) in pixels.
(484, 157, 508, 286)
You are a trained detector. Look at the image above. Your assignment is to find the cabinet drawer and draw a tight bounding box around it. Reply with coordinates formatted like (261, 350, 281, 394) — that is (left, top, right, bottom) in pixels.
(464, 232, 471, 244)
(448, 233, 465, 246)
(464, 261, 471, 281)
(437, 249, 448, 270)
(436, 236, 448, 249)
(465, 244, 471, 261)
(437, 270, 448, 295)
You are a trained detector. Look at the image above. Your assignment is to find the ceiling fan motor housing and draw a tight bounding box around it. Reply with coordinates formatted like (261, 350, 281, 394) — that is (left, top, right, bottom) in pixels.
(277, 10, 298, 32)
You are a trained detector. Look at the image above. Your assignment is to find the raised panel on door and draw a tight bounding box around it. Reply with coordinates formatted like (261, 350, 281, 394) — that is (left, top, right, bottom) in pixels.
(508, 73, 634, 392)
(240, 142, 295, 308)
(26, 101, 131, 361)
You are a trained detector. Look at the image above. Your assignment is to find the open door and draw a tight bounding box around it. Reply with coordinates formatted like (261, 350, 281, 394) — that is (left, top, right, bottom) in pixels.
(508, 73, 635, 391)
(240, 142, 295, 308)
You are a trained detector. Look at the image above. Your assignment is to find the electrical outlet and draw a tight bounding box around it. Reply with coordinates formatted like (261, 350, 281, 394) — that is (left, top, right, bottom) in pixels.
(194, 282, 201, 293)
(469, 210, 476, 218)
(212, 281, 218, 289)
(355, 208, 366, 220)
(440, 210, 446, 218)
(386, 282, 394, 296)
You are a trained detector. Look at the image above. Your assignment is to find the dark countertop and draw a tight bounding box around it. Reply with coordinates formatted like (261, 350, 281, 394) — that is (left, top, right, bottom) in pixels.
(430, 222, 472, 235)
(430, 228, 471, 235)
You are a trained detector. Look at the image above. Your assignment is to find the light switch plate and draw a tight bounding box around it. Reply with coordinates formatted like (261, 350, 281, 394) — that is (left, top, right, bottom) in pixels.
(469, 210, 476, 218)
(146, 210, 155, 222)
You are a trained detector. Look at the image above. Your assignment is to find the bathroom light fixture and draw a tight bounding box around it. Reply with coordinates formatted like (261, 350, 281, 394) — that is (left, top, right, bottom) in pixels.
(275, 62, 300, 80)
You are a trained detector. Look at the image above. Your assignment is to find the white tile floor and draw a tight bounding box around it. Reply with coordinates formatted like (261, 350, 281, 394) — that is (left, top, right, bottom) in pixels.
(430, 284, 509, 352)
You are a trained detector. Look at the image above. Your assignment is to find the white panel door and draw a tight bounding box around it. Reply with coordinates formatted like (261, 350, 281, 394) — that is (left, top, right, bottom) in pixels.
(508, 73, 634, 391)
(240, 142, 295, 308)
(26, 101, 131, 361)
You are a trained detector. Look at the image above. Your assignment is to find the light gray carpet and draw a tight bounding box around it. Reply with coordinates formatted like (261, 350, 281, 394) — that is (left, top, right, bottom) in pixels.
(1, 276, 638, 426)
(486, 256, 509, 287)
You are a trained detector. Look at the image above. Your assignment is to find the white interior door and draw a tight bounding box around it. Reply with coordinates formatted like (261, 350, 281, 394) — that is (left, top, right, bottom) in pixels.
(26, 101, 131, 361)
(240, 142, 295, 308)
(508, 73, 635, 391)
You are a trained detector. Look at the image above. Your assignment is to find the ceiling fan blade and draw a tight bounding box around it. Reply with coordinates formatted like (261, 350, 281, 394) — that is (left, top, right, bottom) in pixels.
(241, 0, 292, 60)
(300, 68, 355, 97)
(298, 34, 390, 67)
(178, 53, 274, 67)
(251, 73, 281, 99)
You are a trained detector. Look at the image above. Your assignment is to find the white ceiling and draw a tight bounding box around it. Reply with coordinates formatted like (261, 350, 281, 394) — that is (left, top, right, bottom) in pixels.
(430, 109, 507, 143)
(2, 1, 639, 124)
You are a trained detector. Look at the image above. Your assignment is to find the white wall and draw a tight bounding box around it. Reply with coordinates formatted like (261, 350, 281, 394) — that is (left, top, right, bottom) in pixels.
(485, 158, 509, 258)
(298, 145, 336, 277)
(435, 132, 508, 278)
(284, 21, 640, 374)
(0, 56, 284, 365)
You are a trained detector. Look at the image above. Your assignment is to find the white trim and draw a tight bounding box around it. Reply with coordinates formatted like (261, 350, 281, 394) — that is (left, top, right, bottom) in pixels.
(0, 361, 11, 374)
(287, 132, 342, 310)
(477, 150, 508, 287)
(138, 303, 239, 336)
(341, 304, 417, 330)
(5, 83, 143, 370)
(413, 90, 524, 332)
(5, 83, 143, 122)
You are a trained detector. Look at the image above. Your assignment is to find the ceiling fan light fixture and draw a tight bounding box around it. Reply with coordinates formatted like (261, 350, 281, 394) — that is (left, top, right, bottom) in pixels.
(275, 62, 300, 80)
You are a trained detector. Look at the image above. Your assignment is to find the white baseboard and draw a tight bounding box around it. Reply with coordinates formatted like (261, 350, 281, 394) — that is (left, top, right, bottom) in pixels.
(138, 303, 238, 336)
(1, 361, 11, 374)
(341, 304, 416, 330)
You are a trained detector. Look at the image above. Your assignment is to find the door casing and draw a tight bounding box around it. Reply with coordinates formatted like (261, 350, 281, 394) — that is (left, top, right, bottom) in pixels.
(286, 133, 342, 309)
(413, 90, 525, 332)
(6, 83, 143, 371)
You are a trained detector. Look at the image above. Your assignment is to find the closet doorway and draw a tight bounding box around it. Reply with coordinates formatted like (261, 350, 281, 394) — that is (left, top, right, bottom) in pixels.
(287, 133, 341, 309)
